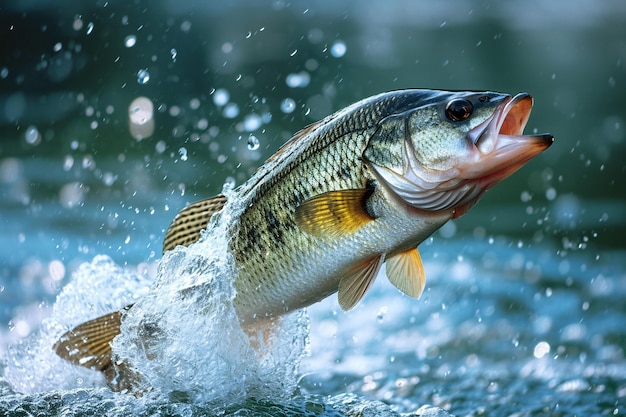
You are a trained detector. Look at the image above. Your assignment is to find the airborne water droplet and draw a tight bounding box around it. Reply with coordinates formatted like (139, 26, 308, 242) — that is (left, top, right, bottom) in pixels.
(124, 35, 137, 48)
(280, 98, 296, 114)
(285, 72, 310, 88)
(330, 40, 347, 58)
(137, 69, 150, 84)
(247, 135, 260, 150)
(222, 176, 236, 192)
(213, 89, 230, 106)
(25, 126, 41, 145)
(223, 103, 239, 118)
(243, 114, 262, 132)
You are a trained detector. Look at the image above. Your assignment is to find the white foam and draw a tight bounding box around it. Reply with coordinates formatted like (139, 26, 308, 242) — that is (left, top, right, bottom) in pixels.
(4, 191, 309, 404)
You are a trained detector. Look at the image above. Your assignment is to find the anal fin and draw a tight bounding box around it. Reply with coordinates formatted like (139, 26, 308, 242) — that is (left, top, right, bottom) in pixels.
(338, 255, 384, 311)
(385, 247, 426, 299)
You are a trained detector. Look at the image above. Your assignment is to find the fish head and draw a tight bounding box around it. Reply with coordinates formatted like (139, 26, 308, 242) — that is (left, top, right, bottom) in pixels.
(365, 90, 553, 217)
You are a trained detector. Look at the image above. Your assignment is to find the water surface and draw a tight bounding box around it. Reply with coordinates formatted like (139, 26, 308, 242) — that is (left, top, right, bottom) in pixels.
(1, 1, 625, 415)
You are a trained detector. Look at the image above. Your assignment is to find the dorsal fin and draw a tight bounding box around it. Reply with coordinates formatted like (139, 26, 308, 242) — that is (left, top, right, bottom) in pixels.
(385, 247, 426, 299)
(53, 307, 130, 372)
(294, 189, 375, 238)
(338, 255, 384, 310)
(264, 122, 321, 164)
(162, 194, 228, 252)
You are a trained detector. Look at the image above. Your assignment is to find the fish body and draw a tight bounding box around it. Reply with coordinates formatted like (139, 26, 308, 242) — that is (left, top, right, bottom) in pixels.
(55, 89, 553, 386)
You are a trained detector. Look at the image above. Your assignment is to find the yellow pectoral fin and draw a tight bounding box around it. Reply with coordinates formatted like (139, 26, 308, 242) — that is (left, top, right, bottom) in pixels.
(162, 194, 228, 253)
(338, 255, 384, 311)
(54, 306, 131, 371)
(385, 248, 426, 299)
(294, 189, 374, 238)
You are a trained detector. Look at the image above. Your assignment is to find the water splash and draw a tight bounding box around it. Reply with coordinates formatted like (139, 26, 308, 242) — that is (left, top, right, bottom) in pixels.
(3, 256, 151, 393)
(3, 191, 309, 404)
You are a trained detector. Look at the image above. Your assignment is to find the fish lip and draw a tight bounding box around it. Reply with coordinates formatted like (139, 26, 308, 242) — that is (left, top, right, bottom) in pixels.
(461, 93, 553, 183)
(468, 93, 534, 152)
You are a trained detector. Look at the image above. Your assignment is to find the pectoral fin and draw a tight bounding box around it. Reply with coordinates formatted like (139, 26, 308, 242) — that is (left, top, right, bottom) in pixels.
(338, 255, 384, 310)
(294, 189, 375, 238)
(162, 194, 227, 252)
(53, 306, 131, 371)
(385, 247, 426, 299)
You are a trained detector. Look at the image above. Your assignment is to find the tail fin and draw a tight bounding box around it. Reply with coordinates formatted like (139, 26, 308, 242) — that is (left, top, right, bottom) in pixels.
(54, 195, 227, 385)
(53, 306, 131, 381)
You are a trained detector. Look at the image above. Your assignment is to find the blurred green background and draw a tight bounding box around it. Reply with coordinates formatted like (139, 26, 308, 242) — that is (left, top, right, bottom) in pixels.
(1, 0, 624, 307)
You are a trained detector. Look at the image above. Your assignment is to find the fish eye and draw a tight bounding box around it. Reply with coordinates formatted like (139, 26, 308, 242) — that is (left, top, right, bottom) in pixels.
(445, 99, 474, 122)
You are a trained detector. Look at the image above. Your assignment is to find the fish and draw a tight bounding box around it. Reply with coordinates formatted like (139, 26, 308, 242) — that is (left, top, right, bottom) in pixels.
(54, 89, 553, 390)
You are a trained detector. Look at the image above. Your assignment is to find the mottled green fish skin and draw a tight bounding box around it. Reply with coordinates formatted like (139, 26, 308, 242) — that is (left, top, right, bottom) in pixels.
(226, 90, 511, 322)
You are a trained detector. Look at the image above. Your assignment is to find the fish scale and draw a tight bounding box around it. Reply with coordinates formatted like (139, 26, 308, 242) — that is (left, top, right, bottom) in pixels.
(53, 89, 552, 391)
(230, 128, 377, 320)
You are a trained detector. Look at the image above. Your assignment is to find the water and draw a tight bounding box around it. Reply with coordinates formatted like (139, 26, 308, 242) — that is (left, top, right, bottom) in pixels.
(1, 0, 625, 415)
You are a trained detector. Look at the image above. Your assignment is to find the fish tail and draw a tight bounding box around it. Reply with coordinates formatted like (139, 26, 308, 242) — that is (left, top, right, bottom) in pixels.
(53, 305, 140, 391)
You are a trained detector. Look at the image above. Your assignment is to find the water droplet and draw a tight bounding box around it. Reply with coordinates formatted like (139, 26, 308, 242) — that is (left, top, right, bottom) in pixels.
(53, 42, 62, 52)
(137, 69, 150, 84)
(155, 140, 166, 154)
(213, 88, 230, 106)
(280, 98, 296, 114)
(285, 71, 310, 88)
(189, 97, 200, 110)
(197, 118, 208, 130)
(533, 341, 551, 359)
(124, 35, 136, 48)
(63, 155, 74, 171)
(223, 103, 239, 118)
(222, 176, 236, 192)
(222, 42, 233, 54)
(73, 15, 84, 31)
(25, 126, 41, 145)
(376, 306, 388, 323)
(180, 20, 192, 32)
(330, 40, 347, 58)
(247, 135, 260, 150)
(59, 181, 85, 208)
(243, 114, 262, 131)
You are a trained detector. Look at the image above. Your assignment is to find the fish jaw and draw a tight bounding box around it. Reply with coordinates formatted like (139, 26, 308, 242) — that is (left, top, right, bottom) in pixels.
(460, 93, 554, 188)
(368, 92, 553, 215)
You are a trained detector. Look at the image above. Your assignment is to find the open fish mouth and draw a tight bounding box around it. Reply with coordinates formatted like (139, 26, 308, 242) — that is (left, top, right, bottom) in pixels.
(461, 92, 554, 186)
(368, 92, 553, 214)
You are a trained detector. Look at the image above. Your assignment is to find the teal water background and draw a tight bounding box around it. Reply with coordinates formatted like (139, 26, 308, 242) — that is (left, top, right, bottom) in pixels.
(1, 1, 625, 415)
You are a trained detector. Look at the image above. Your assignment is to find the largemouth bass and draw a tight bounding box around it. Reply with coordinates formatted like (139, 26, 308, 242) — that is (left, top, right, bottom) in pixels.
(54, 89, 552, 388)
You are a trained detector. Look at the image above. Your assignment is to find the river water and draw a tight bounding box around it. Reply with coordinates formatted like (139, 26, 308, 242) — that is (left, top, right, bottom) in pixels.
(1, 1, 625, 416)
